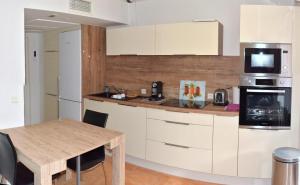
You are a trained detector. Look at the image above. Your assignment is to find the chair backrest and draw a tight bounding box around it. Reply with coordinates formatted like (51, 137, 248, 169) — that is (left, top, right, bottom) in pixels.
(0, 133, 17, 185)
(83, 110, 108, 128)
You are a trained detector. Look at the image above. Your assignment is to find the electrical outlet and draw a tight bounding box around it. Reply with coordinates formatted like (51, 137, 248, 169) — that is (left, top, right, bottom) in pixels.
(207, 93, 214, 100)
(141, 89, 147, 95)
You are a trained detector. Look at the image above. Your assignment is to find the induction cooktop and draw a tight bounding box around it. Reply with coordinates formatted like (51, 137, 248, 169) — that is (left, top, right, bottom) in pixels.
(161, 99, 210, 109)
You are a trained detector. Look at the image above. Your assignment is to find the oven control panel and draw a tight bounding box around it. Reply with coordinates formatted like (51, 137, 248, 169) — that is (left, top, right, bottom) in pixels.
(240, 76, 292, 87)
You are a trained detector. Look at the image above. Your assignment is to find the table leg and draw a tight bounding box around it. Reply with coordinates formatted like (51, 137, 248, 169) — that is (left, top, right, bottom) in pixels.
(76, 156, 81, 185)
(112, 135, 125, 185)
(34, 168, 52, 185)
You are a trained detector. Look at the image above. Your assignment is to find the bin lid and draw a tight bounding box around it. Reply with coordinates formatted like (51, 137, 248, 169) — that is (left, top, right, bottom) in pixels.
(273, 147, 300, 163)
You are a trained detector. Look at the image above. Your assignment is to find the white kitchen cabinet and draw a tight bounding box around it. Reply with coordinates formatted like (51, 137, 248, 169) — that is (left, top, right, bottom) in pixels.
(155, 21, 223, 55)
(147, 108, 213, 126)
(238, 129, 294, 178)
(146, 140, 212, 173)
(146, 108, 213, 173)
(240, 5, 294, 43)
(44, 94, 58, 121)
(44, 52, 59, 95)
(213, 116, 239, 176)
(147, 118, 212, 149)
(83, 99, 119, 127)
(84, 99, 147, 159)
(106, 25, 155, 55)
(113, 104, 147, 159)
(44, 30, 59, 51)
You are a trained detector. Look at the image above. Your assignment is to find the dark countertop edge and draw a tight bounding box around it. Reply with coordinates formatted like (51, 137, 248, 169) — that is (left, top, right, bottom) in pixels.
(84, 96, 239, 117)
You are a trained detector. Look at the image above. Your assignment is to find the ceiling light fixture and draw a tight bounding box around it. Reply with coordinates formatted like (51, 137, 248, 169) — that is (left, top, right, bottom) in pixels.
(31, 19, 80, 26)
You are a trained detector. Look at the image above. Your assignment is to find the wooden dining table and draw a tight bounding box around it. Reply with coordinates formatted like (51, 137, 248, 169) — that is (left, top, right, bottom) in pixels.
(0, 119, 125, 185)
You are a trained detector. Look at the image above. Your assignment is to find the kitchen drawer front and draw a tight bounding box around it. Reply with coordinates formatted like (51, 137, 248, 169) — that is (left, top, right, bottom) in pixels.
(147, 119, 212, 149)
(146, 140, 212, 173)
(147, 109, 213, 126)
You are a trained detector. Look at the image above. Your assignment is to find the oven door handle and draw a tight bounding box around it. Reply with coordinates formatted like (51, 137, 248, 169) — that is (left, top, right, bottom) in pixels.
(246, 89, 286, 94)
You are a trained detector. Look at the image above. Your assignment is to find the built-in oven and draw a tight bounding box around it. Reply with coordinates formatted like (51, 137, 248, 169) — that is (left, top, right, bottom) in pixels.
(241, 43, 292, 77)
(239, 77, 292, 130)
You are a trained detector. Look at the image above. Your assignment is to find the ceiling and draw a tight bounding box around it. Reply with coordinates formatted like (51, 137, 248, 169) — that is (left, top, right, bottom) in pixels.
(25, 9, 121, 32)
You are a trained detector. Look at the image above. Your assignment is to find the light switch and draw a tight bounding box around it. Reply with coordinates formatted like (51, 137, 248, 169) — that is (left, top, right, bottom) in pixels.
(11, 96, 20, 104)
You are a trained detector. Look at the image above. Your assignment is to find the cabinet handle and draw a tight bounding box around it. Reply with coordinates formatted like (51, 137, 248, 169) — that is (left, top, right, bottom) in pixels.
(164, 143, 190, 149)
(165, 121, 190, 126)
(120, 54, 138, 56)
(118, 103, 137, 107)
(165, 109, 190, 114)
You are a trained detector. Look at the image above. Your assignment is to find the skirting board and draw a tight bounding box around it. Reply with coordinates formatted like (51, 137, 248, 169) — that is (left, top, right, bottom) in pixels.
(125, 155, 271, 185)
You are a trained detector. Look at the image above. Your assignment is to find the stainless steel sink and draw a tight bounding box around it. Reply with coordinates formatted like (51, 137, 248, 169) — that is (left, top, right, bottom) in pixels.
(90, 92, 137, 101)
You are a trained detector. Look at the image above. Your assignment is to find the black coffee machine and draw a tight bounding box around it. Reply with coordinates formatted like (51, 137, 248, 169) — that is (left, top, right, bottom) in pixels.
(149, 81, 164, 101)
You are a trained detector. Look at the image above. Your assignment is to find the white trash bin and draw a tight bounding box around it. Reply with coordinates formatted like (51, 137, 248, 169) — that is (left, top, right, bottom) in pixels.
(272, 147, 300, 185)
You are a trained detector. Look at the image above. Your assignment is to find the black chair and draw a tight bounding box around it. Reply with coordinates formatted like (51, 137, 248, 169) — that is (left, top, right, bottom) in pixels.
(67, 109, 108, 174)
(0, 132, 34, 185)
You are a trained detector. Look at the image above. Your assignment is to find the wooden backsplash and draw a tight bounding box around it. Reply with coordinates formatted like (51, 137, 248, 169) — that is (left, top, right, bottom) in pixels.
(104, 56, 241, 99)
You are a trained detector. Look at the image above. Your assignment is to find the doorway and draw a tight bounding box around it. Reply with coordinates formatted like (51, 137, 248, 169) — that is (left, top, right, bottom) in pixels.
(24, 9, 80, 125)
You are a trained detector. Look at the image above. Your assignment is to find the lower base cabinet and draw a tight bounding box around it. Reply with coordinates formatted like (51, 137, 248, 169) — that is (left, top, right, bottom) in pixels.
(146, 140, 212, 173)
(84, 99, 147, 159)
(213, 116, 239, 176)
(112, 104, 147, 159)
(84, 99, 299, 179)
(238, 129, 295, 178)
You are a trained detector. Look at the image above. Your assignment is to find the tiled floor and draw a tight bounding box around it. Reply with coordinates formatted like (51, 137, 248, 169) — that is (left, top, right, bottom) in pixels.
(56, 157, 218, 185)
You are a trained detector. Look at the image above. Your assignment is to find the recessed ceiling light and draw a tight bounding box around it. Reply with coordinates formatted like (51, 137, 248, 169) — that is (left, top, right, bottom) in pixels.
(32, 19, 80, 26)
(48, 14, 56, 18)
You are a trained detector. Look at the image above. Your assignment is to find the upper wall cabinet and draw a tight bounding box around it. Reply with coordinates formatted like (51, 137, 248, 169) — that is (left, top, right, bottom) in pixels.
(107, 25, 156, 55)
(240, 5, 294, 43)
(106, 21, 223, 56)
(155, 21, 223, 55)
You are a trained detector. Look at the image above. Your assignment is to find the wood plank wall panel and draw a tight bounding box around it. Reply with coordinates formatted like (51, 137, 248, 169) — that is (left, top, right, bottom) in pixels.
(105, 56, 241, 99)
(82, 25, 106, 97)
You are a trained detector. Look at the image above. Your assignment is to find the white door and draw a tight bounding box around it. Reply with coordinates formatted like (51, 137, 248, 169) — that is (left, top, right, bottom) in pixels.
(59, 99, 81, 121)
(24, 33, 44, 125)
(59, 30, 82, 102)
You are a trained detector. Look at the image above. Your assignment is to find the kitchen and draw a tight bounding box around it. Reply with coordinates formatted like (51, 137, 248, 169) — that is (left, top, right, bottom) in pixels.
(1, 0, 300, 185)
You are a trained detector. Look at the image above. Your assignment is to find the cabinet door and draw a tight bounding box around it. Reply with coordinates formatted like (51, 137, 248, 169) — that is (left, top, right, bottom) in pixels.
(107, 25, 155, 55)
(240, 5, 293, 43)
(155, 21, 222, 55)
(44, 94, 58, 121)
(83, 99, 119, 128)
(44, 30, 59, 51)
(146, 140, 212, 173)
(238, 129, 294, 178)
(44, 52, 59, 95)
(83, 99, 147, 159)
(147, 118, 213, 149)
(114, 105, 147, 159)
(213, 116, 238, 176)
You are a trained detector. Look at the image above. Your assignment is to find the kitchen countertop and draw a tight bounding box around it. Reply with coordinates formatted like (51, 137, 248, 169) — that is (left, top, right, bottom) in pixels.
(85, 95, 239, 117)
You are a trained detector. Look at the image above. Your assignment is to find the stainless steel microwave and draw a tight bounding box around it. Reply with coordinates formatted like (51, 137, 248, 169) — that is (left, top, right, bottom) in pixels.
(241, 43, 292, 78)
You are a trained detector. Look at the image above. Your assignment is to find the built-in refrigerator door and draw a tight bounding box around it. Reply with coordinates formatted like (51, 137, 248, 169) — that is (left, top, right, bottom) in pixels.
(59, 99, 82, 121)
(59, 30, 82, 102)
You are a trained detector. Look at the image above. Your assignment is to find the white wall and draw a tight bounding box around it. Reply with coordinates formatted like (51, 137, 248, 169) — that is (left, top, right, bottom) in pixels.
(128, 0, 295, 56)
(25, 32, 44, 125)
(0, 0, 129, 129)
